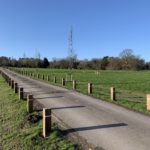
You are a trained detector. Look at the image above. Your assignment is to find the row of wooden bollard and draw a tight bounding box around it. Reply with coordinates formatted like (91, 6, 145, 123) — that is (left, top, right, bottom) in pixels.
(18, 71, 115, 100)
(16, 70, 116, 100)
(1, 70, 51, 138)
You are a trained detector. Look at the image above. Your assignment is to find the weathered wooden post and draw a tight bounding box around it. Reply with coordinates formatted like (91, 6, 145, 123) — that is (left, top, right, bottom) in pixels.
(62, 78, 65, 86)
(27, 94, 33, 113)
(11, 80, 14, 89)
(146, 94, 150, 110)
(88, 83, 92, 94)
(54, 76, 56, 83)
(37, 74, 39, 79)
(66, 74, 68, 81)
(19, 87, 24, 100)
(110, 87, 116, 101)
(14, 83, 18, 93)
(43, 108, 51, 138)
(73, 80, 76, 89)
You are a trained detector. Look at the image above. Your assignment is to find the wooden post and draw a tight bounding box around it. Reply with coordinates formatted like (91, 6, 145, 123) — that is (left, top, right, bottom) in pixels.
(11, 80, 14, 89)
(54, 76, 56, 83)
(146, 94, 150, 110)
(27, 94, 33, 113)
(88, 83, 92, 94)
(47, 75, 49, 81)
(43, 108, 51, 138)
(37, 74, 39, 79)
(32, 73, 34, 78)
(110, 87, 116, 101)
(73, 80, 76, 89)
(66, 74, 68, 81)
(14, 83, 18, 93)
(19, 87, 24, 100)
(62, 78, 65, 86)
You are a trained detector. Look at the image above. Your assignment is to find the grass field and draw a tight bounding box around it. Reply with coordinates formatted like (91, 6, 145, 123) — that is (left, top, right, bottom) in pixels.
(0, 75, 77, 150)
(13, 68, 150, 115)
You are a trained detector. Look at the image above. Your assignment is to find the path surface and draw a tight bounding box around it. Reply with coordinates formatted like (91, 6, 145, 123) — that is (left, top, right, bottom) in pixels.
(1, 68, 150, 150)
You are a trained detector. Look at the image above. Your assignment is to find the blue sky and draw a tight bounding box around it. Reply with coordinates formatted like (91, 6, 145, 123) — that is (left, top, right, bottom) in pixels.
(0, 0, 150, 61)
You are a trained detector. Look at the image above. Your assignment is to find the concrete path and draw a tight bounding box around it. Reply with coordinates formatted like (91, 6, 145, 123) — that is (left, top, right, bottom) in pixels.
(2, 68, 150, 150)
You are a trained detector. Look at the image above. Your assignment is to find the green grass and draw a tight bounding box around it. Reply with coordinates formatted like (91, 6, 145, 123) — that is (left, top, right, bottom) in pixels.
(0, 75, 76, 150)
(13, 68, 150, 115)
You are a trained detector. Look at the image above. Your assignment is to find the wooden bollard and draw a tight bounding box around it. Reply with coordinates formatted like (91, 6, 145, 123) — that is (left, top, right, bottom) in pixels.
(14, 83, 18, 93)
(88, 83, 92, 94)
(11, 80, 14, 89)
(27, 94, 33, 113)
(73, 80, 76, 89)
(19, 87, 24, 100)
(43, 108, 51, 138)
(146, 94, 150, 110)
(66, 74, 68, 81)
(47, 75, 49, 81)
(62, 78, 65, 86)
(54, 76, 56, 83)
(110, 87, 116, 101)
(37, 74, 39, 79)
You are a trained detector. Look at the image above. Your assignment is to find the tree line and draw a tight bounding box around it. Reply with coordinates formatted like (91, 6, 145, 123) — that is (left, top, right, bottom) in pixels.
(0, 49, 150, 70)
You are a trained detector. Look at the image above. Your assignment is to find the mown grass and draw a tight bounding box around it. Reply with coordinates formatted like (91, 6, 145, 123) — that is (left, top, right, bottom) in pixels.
(13, 68, 150, 115)
(0, 75, 77, 150)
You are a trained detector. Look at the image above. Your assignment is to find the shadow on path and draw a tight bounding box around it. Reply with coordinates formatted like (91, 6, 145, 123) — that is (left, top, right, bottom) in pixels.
(35, 105, 85, 112)
(63, 123, 128, 134)
(36, 96, 64, 99)
(51, 105, 85, 110)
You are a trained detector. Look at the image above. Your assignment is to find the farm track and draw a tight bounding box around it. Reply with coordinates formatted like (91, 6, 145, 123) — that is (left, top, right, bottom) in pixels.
(1, 68, 150, 150)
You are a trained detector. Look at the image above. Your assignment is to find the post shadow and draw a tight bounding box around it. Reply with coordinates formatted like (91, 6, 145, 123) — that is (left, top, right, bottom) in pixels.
(35, 96, 64, 100)
(34, 105, 85, 112)
(63, 123, 128, 135)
